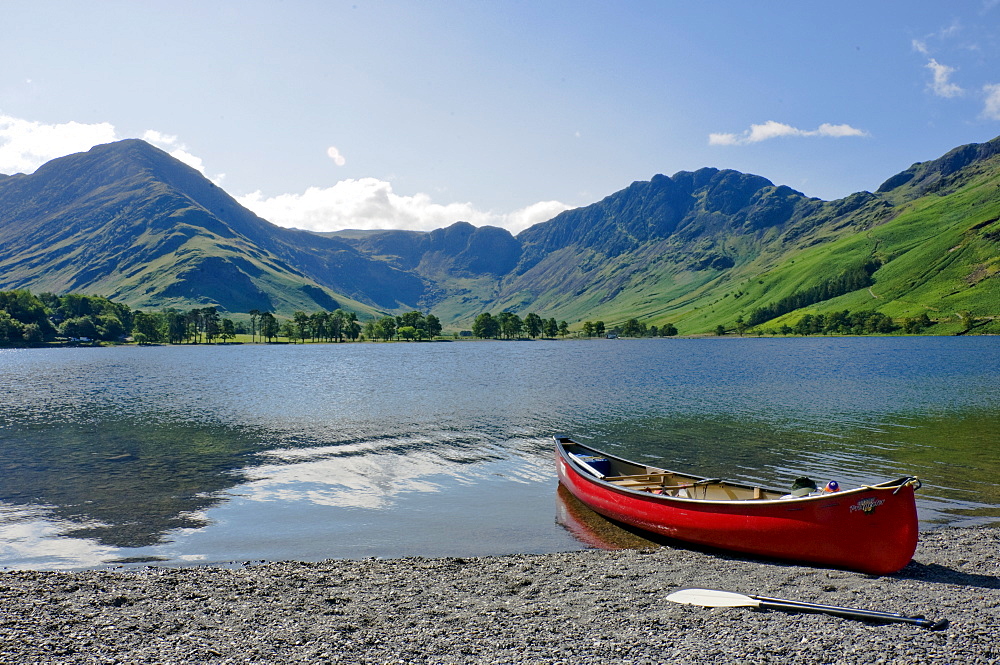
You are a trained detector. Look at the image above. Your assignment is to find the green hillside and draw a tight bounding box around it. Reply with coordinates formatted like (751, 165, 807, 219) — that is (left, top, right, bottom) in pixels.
(0, 140, 424, 319)
(0, 137, 997, 334)
(669, 151, 1000, 335)
(451, 139, 1000, 335)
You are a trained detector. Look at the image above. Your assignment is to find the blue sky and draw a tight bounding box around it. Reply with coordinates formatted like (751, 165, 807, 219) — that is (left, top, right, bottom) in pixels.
(2, 1, 1000, 233)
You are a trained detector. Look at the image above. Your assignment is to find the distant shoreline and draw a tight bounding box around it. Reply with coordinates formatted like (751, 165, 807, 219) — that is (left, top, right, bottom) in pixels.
(3, 330, 996, 351)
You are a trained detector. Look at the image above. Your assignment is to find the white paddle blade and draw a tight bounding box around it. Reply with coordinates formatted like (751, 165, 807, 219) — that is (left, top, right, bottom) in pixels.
(666, 588, 761, 608)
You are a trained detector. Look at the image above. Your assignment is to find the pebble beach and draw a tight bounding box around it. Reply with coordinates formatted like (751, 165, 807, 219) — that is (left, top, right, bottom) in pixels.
(0, 526, 997, 664)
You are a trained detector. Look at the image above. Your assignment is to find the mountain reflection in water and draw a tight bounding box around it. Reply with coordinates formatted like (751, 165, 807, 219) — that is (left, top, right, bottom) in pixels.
(0, 337, 997, 569)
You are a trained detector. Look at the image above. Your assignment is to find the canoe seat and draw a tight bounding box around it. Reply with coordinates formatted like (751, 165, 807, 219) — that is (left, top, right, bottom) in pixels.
(604, 473, 677, 483)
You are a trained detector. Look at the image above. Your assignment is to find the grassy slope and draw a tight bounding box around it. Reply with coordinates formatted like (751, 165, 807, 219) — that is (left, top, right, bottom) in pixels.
(5, 140, 996, 331)
(669, 167, 1000, 335)
(0, 141, 393, 320)
(480, 160, 999, 336)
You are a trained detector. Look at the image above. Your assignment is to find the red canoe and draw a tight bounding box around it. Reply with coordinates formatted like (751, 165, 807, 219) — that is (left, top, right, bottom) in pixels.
(555, 436, 920, 574)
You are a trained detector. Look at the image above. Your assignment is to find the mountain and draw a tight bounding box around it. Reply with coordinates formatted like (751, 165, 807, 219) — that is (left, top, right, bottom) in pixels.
(337, 137, 999, 332)
(0, 140, 425, 315)
(1, 137, 998, 333)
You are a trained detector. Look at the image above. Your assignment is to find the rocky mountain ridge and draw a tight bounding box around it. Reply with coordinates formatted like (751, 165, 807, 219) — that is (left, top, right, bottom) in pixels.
(2, 136, 998, 333)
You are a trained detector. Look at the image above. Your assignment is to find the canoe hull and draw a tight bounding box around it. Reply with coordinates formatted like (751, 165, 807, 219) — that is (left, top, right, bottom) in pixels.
(556, 438, 918, 574)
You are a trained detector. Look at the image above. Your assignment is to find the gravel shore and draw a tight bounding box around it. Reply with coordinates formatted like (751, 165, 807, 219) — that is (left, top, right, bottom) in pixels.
(1, 526, 997, 664)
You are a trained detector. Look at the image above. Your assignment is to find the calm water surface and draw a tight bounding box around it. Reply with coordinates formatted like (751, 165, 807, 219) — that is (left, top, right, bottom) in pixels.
(1, 337, 997, 569)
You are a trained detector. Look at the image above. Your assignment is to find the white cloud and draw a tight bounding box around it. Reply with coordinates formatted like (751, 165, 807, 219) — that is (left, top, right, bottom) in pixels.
(912, 39, 930, 56)
(142, 129, 222, 182)
(982, 83, 1000, 119)
(0, 116, 224, 183)
(814, 123, 869, 138)
(709, 120, 869, 146)
(326, 145, 346, 166)
(707, 132, 739, 146)
(1, 113, 565, 235)
(0, 115, 117, 174)
(141, 129, 178, 145)
(238, 178, 570, 234)
(925, 58, 964, 98)
(505, 200, 575, 232)
(938, 19, 963, 40)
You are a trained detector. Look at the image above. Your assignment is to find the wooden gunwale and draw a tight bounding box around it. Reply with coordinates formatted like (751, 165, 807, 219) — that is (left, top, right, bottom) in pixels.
(558, 437, 911, 505)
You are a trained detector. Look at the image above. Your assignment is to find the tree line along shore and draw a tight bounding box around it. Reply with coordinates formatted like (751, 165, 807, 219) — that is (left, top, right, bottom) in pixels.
(0, 289, 680, 347)
(0, 288, 988, 349)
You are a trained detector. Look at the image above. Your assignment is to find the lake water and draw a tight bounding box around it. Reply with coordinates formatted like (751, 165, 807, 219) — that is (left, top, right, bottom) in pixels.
(1, 337, 998, 570)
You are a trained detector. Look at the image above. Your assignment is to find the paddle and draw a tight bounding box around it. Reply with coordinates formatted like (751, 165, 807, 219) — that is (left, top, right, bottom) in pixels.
(666, 588, 948, 630)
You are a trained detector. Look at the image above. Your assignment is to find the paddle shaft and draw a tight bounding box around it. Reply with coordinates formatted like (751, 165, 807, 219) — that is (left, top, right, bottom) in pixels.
(752, 595, 947, 630)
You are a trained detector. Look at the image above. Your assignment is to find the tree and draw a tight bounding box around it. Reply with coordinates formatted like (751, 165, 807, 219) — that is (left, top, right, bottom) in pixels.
(328, 309, 347, 342)
(0, 290, 51, 328)
(184, 308, 204, 343)
(397, 311, 424, 329)
(497, 311, 523, 339)
(0, 290, 55, 341)
(524, 313, 543, 339)
(544, 318, 558, 338)
(621, 318, 642, 337)
(133, 311, 165, 343)
(0, 311, 22, 345)
(292, 311, 310, 343)
(714, 325, 726, 336)
(310, 311, 328, 342)
(260, 312, 279, 342)
(22, 323, 45, 346)
(344, 312, 361, 341)
(96, 314, 125, 341)
(594, 321, 606, 337)
(424, 314, 442, 339)
(362, 319, 377, 341)
(558, 321, 570, 338)
(166, 310, 187, 344)
(221, 318, 236, 343)
(661, 322, 678, 337)
(472, 313, 499, 339)
(377, 315, 397, 341)
(735, 315, 748, 337)
(60, 316, 98, 340)
(248, 309, 261, 343)
(398, 325, 417, 341)
(582, 321, 594, 337)
(202, 311, 220, 343)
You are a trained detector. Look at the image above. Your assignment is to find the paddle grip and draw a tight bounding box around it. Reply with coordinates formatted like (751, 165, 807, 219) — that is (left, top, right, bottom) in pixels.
(756, 599, 947, 630)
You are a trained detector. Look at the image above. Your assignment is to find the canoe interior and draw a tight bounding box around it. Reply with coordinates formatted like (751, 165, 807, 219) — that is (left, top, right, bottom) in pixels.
(560, 438, 795, 502)
(555, 436, 920, 574)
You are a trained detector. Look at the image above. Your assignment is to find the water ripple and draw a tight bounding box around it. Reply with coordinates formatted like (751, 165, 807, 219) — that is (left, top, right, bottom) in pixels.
(0, 337, 997, 568)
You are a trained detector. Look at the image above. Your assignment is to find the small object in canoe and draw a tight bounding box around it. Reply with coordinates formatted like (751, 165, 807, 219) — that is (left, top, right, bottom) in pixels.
(788, 476, 817, 497)
(554, 435, 921, 574)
